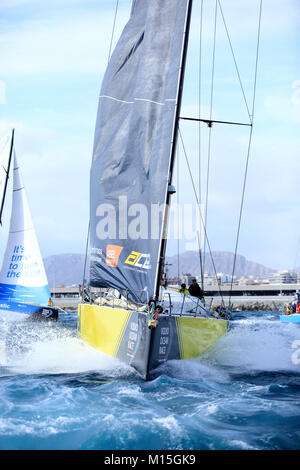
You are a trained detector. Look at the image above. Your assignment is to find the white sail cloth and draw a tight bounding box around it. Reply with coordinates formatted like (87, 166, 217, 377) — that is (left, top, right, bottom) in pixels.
(0, 153, 50, 305)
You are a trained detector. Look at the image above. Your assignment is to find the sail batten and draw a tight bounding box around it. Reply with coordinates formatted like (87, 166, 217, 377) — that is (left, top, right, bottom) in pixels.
(89, 0, 191, 303)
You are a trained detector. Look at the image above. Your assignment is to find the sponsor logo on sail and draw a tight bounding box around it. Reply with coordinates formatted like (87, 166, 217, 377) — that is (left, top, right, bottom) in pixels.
(125, 251, 151, 270)
(105, 244, 123, 267)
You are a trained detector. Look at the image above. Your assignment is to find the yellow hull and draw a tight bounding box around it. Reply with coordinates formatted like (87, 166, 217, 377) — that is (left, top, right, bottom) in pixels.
(78, 303, 229, 379)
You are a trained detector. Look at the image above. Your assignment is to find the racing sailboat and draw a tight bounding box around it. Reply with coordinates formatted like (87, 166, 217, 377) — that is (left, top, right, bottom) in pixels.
(0, 130, 58, 321)
(78, 0, 231, 379)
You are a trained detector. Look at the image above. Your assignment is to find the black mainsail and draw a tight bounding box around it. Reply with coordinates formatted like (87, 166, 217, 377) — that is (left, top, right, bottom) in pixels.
(89, 0, 191, 303)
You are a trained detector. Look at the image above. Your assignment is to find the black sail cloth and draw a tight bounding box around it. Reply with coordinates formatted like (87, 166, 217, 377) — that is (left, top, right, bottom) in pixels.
(89, 0, 190, 303)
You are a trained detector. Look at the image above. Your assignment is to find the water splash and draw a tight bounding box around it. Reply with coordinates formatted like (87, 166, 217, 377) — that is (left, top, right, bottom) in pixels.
(0, 313, 134, 378)
(0, 310, 299, 450)
(211, 316, 300, 373)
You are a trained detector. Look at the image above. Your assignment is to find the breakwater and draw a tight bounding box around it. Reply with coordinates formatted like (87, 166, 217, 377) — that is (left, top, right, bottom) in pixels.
(206, 295, 291, 311)
(52, 295, 291, 312)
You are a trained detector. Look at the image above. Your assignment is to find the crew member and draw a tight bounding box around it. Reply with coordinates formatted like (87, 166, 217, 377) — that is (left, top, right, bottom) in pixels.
(48, 297, 53, 307)
(286, 304, 292, 315)
(178, 283, 189, 295)
(188, 278, 204, 300)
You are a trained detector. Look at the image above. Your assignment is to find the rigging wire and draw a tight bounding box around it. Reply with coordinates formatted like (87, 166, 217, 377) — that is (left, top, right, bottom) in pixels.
(107, 0, 120, 64)
(82, 221, 90, 289)
(293, 236, 300, 273)
(202, 0, 218, 281)
(178, 127, 225, 305)
(217, 0, 252, 123)
(177, 143, 180, 280)
(228, 0, 263, 306)
(198, 0, 204, 290)
(82, 0, 120, 291)
(0, 129, 14, 226)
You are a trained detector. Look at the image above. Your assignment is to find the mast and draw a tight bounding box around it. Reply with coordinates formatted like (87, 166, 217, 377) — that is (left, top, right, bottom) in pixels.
(0, 128, 14, 226)
(154, 0, 193, 300)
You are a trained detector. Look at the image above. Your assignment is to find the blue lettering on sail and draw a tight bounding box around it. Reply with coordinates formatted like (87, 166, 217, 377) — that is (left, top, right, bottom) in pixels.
(5, 245, 41, 280)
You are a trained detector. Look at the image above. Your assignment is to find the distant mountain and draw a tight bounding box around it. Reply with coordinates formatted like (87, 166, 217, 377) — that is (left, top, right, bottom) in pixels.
(166, 251, 274, 279)
(43, 251, 274, 287)
(43, 253, 89, 287)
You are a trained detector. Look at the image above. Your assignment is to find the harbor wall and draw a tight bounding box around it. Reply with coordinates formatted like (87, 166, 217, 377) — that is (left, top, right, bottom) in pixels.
(205, 295, 291, 311)
(52, 295, 292, 312)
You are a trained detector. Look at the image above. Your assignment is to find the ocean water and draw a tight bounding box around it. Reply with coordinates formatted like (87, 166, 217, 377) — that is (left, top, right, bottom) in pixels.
(0, 309, 299, 451)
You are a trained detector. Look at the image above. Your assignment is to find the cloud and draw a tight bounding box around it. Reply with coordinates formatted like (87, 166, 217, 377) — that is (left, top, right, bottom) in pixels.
(188, 0, 299, 47)
(0, 0, 299, 270)
(0, 117, 91, 259)
(0, 0, 121, 8)
(264, 93, 300, 125)
(0, 2, 130, 77)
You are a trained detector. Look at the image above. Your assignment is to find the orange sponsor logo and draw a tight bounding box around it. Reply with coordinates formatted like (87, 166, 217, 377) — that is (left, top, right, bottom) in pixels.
(105, 245, 123, 267)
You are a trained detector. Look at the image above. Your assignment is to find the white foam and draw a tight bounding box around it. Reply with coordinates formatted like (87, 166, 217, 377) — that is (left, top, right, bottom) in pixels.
(161, 358, 231, 382)
(0, 319, 133, 377)
(211, 319, 300, 372)
(229, 440, 257, 450)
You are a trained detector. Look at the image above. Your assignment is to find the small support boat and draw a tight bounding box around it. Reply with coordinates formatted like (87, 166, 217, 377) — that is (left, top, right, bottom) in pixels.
(280, 315, 300, 324)
(281, 291, 300, 324)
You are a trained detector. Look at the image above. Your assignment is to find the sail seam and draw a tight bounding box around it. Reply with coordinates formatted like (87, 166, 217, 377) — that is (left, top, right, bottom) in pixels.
(134, 98, 164, 106)
(99, 95, 176, 107)
(99, 95, 134, 104)
(9, 228, 34, 234)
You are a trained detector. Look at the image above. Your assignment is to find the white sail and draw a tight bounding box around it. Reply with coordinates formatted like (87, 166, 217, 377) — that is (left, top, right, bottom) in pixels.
(0, 133, 12, 224)
(0, 153, 51, 305)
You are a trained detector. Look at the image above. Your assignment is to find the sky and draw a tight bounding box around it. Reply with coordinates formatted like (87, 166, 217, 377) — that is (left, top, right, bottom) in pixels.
(0, 0, 299, 271)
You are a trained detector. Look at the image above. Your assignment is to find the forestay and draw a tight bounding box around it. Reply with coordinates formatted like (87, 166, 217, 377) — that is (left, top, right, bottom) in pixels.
(0, 133, 12, 225)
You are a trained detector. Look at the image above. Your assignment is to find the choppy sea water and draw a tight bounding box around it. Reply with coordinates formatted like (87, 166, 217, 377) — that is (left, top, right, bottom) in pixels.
(0, 309, 299, 450)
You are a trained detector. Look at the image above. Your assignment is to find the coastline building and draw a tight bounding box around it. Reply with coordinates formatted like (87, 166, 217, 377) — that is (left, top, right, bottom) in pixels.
(268, 270, 297, 284)
(182, 273, 194, 286)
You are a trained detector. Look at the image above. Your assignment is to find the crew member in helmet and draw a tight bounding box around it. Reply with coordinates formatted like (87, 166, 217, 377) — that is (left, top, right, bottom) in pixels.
(189, 278, 204, 300)
(178, 283, 189, 295)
